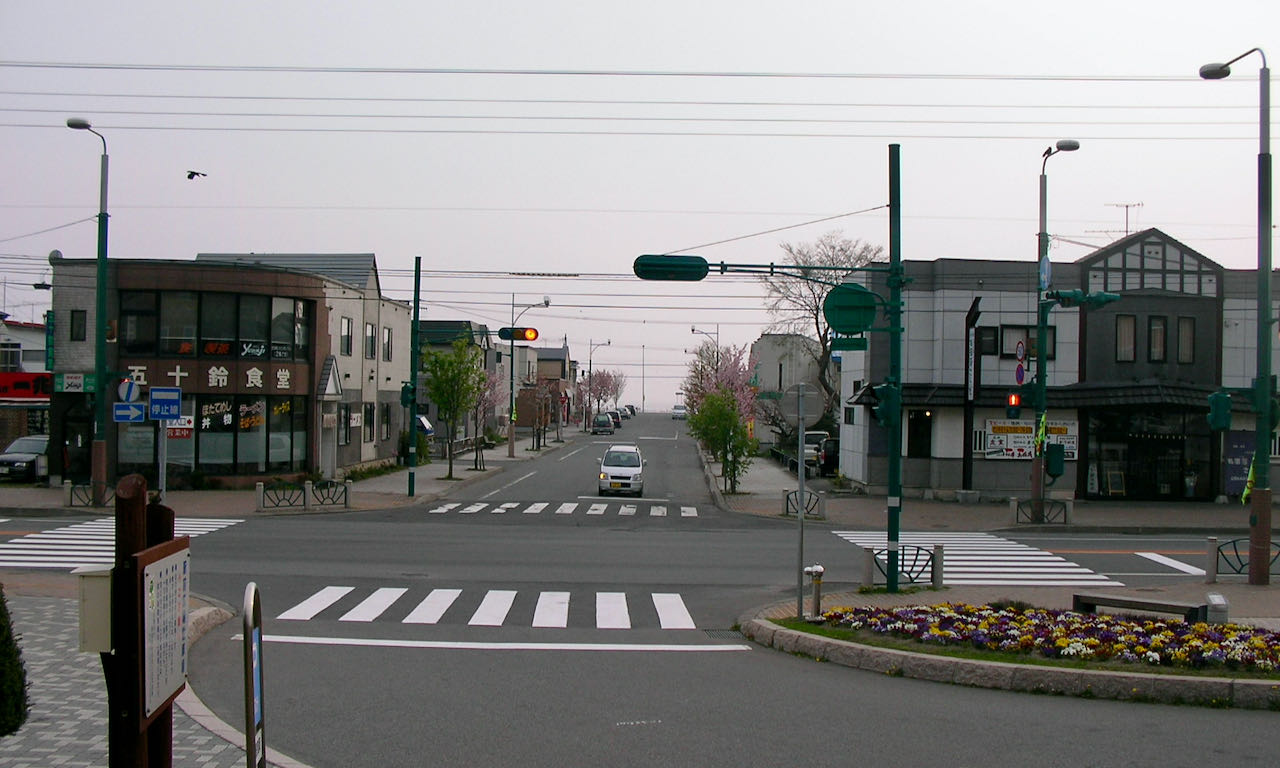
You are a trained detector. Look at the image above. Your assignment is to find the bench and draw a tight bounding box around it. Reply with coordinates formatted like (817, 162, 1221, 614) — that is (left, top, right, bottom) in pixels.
(1072, 592, 1208, 623)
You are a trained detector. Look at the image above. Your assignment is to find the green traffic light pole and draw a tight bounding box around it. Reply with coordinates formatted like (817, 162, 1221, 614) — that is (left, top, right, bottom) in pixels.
(408, 256, 421, 496)
(508, 296, 550, 458)
(635, 144, 907, 591)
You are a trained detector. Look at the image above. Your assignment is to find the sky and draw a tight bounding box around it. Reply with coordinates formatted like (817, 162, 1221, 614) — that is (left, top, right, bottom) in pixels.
(2, 1, 1277, 410)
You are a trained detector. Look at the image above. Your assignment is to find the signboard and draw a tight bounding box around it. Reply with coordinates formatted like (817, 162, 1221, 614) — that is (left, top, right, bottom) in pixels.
(137, 537, 190, 723)
(0, 372, 53, 399)
(118, 378, 141, 403)
(113, 402, 146, 423)
(1224, 430, 1253, 495)
(984, 418, 1078, 460)
(149, 387, 182, 420)
(56, 372, 95, 393)
(166, 415, 194, 440)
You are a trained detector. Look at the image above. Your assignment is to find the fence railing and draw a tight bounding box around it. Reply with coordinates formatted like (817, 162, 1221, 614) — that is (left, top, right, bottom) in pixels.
(64, 480, 116, 507)
(256, 480, 352, 512)
(1205, 536, 1280, 582)
(858, 543, 945, 588)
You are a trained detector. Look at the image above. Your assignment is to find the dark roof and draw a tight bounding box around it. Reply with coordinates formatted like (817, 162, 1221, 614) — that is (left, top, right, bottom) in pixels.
(196, 253, 378, 291)
(849, 380, 1218, 410)
(538, 346, 569, 361)
(418, 320, 488, 346)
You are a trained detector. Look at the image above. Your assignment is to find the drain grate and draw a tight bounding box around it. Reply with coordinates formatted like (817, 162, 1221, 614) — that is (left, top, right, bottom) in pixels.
(703, 629, 744, 640)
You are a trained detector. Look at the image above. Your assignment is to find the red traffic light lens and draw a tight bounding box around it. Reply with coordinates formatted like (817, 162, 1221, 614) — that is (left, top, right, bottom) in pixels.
(520, 328, 539, 341)
(1007, 393, 1021, 407)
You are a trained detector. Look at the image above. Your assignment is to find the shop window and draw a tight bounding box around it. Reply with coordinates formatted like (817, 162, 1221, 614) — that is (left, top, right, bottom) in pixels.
(340, 317, 353, 356)
(271, 297, 294, 361)
(1116, 315, 1136, 362)
(159, 291, 198, 356)
(268, 396, 293, 472)
(907, 410, 933, 459)
(198, 395, 236, 474)
(120, 291, 157, 356)
(294, 301, 311, 361)
(1148, 316, 1167, 362)
(364, 323, 377, 360)
(338, 402, 352, 446)
(239, 295, 270, 360)
(200, 293, 237, 357)
(379, 402, 391, 440)
(237, 396, 267, 473)
(363, 402, 375, 442)
(70, 309, 87, 341)
(166, 395, 196, 479)
(1177, 317, 1195, 364)
(291, 396, 308, 468)
(382, 326, 393, 362)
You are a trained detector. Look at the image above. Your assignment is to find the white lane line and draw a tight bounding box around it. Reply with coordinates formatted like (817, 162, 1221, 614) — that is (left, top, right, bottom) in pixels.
(532, 591, 571, 628)
(493, 503, 519, 514)
(402, 589, 462, 624)
(555, 503, 578, 515)
(649, 505, 667, 517)
(557, 446, 589, 462)
(277, 586, 354, 621)
(250, 634, 751, 653)
(1136, 551, 1206, 575)
(339, 587, 407, 622)
(470, 590, 518, 626)
(680, 507, 698, 517)
(587, 503, 607, 515)
(619, 505, 636, 516)
(522, 502, 549, 515)
(481, 471, 536, 499)
(459, 503, 487, 514)
(427, 503, 459, 514)
(597, 592, 631, 629)
(652, 593, 696, 630)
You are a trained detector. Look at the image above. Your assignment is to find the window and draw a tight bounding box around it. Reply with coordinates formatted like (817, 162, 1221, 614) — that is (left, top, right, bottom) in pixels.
(382, 326, 393, 362)
(364, 323, 377, 360)
(268, 396, 293, 472)
(200, 293, 237, 357)
(270, 297, 294, 361)
(1000, 325, 1054, 361)
(379, 402, 391, 441)
(976, 327, 998, 356)
(1148, 316, 1167, 362)
(340, 317, 353, 356)
(907, 410, 933, 459)
(338, 403, 351, 446)
(0, 343, 18, 372)
(238, 295, 270, 360)
(1116, 315, 1136, 362)
(119, 291, 157, 356)
(1178, 317, 1195, 364)
(159, 292, 198, 356)
(293, 301, 311, 361)
(70, 309, 87, 341)
(843, 407, 856, 425)
(363, 402, 376, 442)
(237, 396, 267, 473)
(198, 395, 236, 474)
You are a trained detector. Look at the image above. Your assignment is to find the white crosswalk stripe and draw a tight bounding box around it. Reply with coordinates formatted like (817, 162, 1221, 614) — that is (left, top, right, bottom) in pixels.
(0, 517, 243, 570)
(420, 501, 701, 518)
(275, 586, 700, 630)
(832, 531, 1123, 587)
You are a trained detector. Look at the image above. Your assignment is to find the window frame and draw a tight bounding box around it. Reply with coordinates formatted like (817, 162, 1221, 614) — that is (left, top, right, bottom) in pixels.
(338, 403, 351, 446)
(382, 326, 393, 362)
(1116, 314, 1137, 362)
(1148, 316, 1168, 363)
(362, 402, 376, 442)
(1177, 316, 1195, 364)
(340, 317, 353, 357)
(999, 325, 1055, 361)
(70, 309, 87, 341)
(364, 322, 377, 360)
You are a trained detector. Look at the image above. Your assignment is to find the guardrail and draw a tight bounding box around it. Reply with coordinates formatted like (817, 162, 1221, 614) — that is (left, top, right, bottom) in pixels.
(256, 480, 352, 512)
(1205, 536, 1280, 582)
(64, 480, 116, 507)
(858, 543, 944, 588)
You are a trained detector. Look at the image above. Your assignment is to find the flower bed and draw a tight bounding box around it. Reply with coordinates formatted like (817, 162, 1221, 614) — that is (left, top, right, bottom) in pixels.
(819, 602, 1280, 674)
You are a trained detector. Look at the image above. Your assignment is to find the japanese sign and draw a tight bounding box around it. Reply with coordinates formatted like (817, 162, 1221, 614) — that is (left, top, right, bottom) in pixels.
(138, 537, 190, 721)
(984, 418, 1078, 460)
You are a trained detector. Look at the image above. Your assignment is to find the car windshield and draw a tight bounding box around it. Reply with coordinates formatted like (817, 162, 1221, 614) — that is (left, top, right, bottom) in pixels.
(603, 451, 640, 467)
(594, 415, 611, 424)
(6, 436, 47, 453)
(805, 433, 825, 446)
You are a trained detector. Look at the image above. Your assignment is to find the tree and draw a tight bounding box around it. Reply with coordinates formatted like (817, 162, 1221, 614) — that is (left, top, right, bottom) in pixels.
(472, 369, 503, 471)
(682, 342, 757, 422)
(758, 230, 885, 418)
(688, 389, 757, 493)
(423, 338, 485, 479)
(0, 584, 27, 736)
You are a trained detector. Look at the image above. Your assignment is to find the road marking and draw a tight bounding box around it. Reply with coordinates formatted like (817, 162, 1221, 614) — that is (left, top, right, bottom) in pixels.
(459, 503, 487, 514)
(0, 517, 241, 571)
(557, 446, 589, 461)
(277, 586, 354, 621)
(427, 503, 460, 514)
(532, 591, 571, 628)
(619, 504, 636, 516)
(522, 502, 548, 515)
(402, 589, 462, 624)
(481, 471, 536, 499)
(649, 505, 667, 517)
(248, 634, 751, 653)
(680, 507, 697, 517)
(340, 587, 407, 622)
(652, 593, 696, 629)
(555, 503, 578, 515)
(470, 590, 518, 626)
(587, 503, 606, 515)
(597, 592, 631, 629)
(493, 502, 519, 514)
(1136, 551, 1206, 575)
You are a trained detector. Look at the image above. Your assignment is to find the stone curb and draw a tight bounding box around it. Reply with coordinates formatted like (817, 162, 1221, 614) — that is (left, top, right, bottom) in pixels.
(737, 616, 1280, 710)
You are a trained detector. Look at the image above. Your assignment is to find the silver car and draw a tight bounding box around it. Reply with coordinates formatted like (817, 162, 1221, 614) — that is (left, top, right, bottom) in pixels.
(598, 444, 645, 496)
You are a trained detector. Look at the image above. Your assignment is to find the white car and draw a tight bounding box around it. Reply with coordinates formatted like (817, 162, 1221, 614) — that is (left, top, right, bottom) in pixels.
(598, 444, 645, 496)
(671, 404, 687, 420)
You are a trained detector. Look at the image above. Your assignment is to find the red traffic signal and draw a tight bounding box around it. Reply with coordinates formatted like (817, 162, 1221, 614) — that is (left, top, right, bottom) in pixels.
(1005, 392, 1022, 419)
(1006, 392, 1021, 407)
(498, 327, 539, 342)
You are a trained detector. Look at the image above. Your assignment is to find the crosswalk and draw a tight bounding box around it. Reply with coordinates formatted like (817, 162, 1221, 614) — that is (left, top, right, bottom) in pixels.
(275, 585, 699, 630)
(0, 517, 243, 570)
(832, 531, 1124, 587)
(425, 501, 700, 518)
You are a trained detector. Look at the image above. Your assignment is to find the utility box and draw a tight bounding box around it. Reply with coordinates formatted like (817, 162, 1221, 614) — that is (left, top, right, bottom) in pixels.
(73, 565, 112, 653)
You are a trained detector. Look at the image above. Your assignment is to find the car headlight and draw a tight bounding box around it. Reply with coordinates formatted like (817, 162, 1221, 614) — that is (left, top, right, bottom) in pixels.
(632, 473, 641, 482)
(599, 472, 608, 481)
(14, 461, 28, 468)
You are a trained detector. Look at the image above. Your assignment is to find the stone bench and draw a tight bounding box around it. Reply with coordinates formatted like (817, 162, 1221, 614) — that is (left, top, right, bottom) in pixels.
(1072, 592, 1208, 623)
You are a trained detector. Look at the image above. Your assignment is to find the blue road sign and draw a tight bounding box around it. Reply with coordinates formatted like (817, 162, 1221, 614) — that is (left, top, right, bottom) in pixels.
(114, 402, 146, 423)
(149, 387, 182, 420)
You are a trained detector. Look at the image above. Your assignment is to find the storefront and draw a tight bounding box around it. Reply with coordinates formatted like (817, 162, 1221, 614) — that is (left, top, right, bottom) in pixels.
(1084, 407, 1213, 501)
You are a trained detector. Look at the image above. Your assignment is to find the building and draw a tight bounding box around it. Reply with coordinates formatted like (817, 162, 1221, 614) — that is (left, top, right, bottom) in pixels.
(417, 319, 498, 441)
(749, 333, 832, 448)
(0, 314, 51, 446)
(840, 228, 1268, 503)
(47, 252, 410, 487)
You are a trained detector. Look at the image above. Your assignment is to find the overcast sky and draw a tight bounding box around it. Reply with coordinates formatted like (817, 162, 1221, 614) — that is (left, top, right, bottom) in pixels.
(2, 1, 1276, 409)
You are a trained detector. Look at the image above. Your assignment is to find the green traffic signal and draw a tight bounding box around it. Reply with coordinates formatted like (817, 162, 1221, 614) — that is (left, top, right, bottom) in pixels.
(400, 382, 415, 407)
(633, 254, 709, 281)
(871, 382, 900, 427)
(1207, 390, 1232, 431)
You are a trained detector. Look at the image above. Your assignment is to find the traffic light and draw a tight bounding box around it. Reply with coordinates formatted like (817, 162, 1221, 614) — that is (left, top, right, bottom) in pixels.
(400, 382, 415, 407)
(871, 383, 899, 427)
(498, 327, 539, 342)
(1207, 390, 1232, 431)
(633, 254, 710, 281)
(1045, 443, 1066, 478)
(1005, 392, 1022, 419)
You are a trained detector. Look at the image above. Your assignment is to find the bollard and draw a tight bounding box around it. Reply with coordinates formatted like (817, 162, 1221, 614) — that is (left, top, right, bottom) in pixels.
(932, 544, 945, 588)
(1206, 592, 1229, 623)
(63, 479, 73, 507)
(803, 564, 824, 618)
(861, 546, 876, 587)
(304, 480, 314, 510)
(345, 479, 353, 508)
(1009, 497, 1019, 519)
(255, 481, 265, 512)
(1205, 536, 1218, 584)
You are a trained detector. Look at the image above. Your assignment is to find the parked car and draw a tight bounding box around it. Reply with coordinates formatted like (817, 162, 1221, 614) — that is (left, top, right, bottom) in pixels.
(803, 430, 829, 467)
(590, 413, 615, 435)
(598, 443, 645, 496)
(818, 436, 839, 477)
(607, 410, 623, 429)
(625, 404, 637, 416)
(0, 434, 49, 482)
(671, 404, 687, 420)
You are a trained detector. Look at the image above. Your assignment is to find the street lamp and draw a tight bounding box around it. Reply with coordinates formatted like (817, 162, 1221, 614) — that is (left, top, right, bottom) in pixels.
(1030, 138, 1079, 523)
(507, 295, 550, 457)
(691, 324, 720, 370)
(1201, 48, 1272, 585)
(586, 338, 610, 430)
(67, 117, 110, 505)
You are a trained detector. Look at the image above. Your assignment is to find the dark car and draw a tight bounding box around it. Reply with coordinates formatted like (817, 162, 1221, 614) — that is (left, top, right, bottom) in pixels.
(590, 413, 615, 435)
(818, 437, 839, 477)
(607, 410, 623, 429)
(0, 434, 49, 482)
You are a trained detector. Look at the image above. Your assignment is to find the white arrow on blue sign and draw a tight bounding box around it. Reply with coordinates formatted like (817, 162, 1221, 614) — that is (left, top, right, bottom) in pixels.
(149, 387, 182, 420)
(113, 402, 146, 423)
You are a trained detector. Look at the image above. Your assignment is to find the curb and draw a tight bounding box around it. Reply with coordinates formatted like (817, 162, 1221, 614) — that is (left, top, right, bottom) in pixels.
(736, 613, 1280, 710)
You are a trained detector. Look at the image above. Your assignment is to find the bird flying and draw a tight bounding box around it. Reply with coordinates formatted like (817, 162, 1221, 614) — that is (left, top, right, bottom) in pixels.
(186, 171, 207, 180)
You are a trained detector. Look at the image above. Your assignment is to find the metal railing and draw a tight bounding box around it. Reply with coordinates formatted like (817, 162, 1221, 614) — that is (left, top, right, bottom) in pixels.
(65, 480, 116, 507)
(256, 480, 352, 512)
(859, 543, 944, 588)
(1205, 536, 1280, 582)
